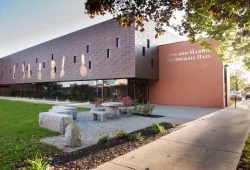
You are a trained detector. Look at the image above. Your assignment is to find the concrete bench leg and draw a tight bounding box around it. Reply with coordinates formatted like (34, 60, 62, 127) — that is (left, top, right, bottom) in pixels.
(93, 113, 98, 120)
(101, 114, 108, 122)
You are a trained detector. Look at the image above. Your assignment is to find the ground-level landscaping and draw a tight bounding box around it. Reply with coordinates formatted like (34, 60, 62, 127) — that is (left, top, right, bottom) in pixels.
(0, 99, 90, 169)
(43, 122, 181, 169)
(237, 133, 250, 170)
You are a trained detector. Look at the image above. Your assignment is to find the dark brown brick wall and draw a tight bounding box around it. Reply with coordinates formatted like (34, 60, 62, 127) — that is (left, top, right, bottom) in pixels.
(0, 20, 136, 85)
(0, 19, 181, 85)
(135, 22, 181, 79)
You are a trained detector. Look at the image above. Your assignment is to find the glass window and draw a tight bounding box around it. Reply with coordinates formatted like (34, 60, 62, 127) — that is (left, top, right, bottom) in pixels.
(89, 61, 91, 69)
(87, 45, 89, 53)
(116, 38, 120, 47)
(107, 49, 110, 58)
(147, 39, 150, 48)
(142, 47, 146, 56)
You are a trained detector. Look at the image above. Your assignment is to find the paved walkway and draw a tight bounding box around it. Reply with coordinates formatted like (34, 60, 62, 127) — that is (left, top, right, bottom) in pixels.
(95, 101, 250, 170)
(0, 96, 220, 153)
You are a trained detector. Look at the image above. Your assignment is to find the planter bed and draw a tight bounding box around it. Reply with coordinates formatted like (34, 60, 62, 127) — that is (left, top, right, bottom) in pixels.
(39, 122, 182, 170)
(237, 133, 250, 170)
(133, 113, 165, 118)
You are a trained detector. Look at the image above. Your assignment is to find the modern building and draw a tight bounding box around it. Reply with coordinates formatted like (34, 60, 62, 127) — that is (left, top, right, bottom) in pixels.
(0, 19, 230, 108)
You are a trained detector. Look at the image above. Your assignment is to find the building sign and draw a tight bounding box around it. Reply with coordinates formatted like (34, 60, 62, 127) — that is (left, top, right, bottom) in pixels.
(168, 49, 212, 63)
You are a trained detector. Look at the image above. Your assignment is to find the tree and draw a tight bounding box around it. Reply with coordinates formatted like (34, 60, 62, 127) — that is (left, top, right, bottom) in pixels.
(85, 0, 250, 69)
(230, 68, 248, 94)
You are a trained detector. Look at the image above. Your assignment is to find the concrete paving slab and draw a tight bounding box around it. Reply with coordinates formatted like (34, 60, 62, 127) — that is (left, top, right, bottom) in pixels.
(93, 162, 132, 170)
(97, 139, 240, 170)
(95, 101, 250, 170)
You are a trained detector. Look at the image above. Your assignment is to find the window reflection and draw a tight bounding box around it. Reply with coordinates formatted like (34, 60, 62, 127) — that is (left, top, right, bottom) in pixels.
(4, 79, 149, 103)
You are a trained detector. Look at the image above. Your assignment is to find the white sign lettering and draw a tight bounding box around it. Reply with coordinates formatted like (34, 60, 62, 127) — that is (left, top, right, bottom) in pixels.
(167, 49, 212, 63)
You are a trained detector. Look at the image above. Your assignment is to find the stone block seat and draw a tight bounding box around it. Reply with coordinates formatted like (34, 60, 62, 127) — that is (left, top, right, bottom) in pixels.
(119, 106, 134, 117)
(39, 112, 73, 134)
(52, 106, 77, 119)
(90, 108, 108, 122)
(49, 109, 75, 119)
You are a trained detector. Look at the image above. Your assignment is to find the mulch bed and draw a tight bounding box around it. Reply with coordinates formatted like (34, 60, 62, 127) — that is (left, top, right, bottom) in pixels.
(237, 133, 250, 170)
(132, 113, 165, 118)
(37, 122, 182, 170)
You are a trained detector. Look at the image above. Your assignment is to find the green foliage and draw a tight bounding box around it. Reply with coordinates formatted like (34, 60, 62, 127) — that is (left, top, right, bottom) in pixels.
(133, 103, 155, 115)
(0, 99, 88, 169)
(77, 107, 91, 112)
(238, 134, 250, 169)
(116, 129, 129, 139)
(129, 132, 144, 142)
(98, 135, 110, 144)
(151, 123, 165, 133)
(230, 68, 248, 94)
(85, 0, 250, 69)
(25, 155, 49, 170)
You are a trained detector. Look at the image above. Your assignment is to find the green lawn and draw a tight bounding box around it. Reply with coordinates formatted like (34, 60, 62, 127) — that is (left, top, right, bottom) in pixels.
(0, 99, 90, 169)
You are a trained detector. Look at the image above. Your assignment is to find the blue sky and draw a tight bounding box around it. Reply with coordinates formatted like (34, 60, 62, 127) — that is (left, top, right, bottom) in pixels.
(0, 0, 112, 58)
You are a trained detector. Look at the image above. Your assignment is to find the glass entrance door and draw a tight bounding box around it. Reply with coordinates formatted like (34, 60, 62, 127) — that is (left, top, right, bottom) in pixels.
(96, 80, 103, 99)
(128, 79, 149, 103)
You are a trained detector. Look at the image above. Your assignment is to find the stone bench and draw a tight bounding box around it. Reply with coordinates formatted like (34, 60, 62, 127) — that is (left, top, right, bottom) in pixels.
(49, 109, 75, 119)
(119, 106, 134, 117)
(39, 112, 73, 134)
(52, 106, 77, 119)
(90, 110, 108, 122)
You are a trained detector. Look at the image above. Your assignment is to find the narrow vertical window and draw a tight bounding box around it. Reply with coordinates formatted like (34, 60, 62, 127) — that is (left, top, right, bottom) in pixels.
(147, 39, 150, 48)
(54, 66, 56, 73)
(52, 54, 54, 60)
(89, 61, 91, 69)
(30, 70, 32, 76)
(87, 45, 89, 53)
(74, 56, 76, 63)
(23, 61, 25, 65)
(36, 58, 38, 63)
(151, 58, 154, 68)
(14, 73, 15, 78)
(43, 62, 45, 68)
(107, 49, 110, 58)
(16, 63, 18, 68)
(142, 47, 146, 56)
(116, 38, 120, 47)
(26, 66, 28, 71)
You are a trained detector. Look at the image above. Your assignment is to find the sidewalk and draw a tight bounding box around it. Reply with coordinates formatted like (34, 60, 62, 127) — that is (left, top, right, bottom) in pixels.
(95, 101, 250, 170)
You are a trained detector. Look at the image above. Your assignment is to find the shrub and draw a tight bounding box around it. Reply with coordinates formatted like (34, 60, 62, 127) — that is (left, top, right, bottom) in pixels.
(98, 135, 110, 144)
(116, 129, 129, 139)
(26, 155, 49, 170)
(152, 123, 165, 133)
(132, 102, 155, 115)
(97, 130, 110, 144)
(94, 98, 102, 107)
(121, 96, 133, 107)
(168, 123, 175, 128)
(130, 132, 144, 142)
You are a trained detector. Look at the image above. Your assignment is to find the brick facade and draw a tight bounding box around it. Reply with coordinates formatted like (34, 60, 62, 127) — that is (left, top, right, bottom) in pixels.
(149, 41, 226, 108)
(0, 20, 181, 85)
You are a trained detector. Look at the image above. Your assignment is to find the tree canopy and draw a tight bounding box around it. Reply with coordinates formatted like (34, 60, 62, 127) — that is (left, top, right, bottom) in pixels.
(85, 0, 250, 69)
(230, 68, 248, 93)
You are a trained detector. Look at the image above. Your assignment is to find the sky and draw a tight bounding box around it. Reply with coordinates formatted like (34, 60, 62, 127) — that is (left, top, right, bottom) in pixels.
(0, 0, 112, 58)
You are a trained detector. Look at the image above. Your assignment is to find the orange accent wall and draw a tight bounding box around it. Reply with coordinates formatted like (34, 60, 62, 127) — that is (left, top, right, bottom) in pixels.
(149, 41, 224, 108)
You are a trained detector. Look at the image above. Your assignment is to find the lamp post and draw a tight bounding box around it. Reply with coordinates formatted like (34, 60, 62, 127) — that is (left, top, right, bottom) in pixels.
(234, 63, 241, 108)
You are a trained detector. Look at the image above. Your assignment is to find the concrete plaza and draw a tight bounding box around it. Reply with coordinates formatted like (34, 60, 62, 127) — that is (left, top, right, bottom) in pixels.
(95, 100, 250, 170)
(0, 96, 219, 153)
